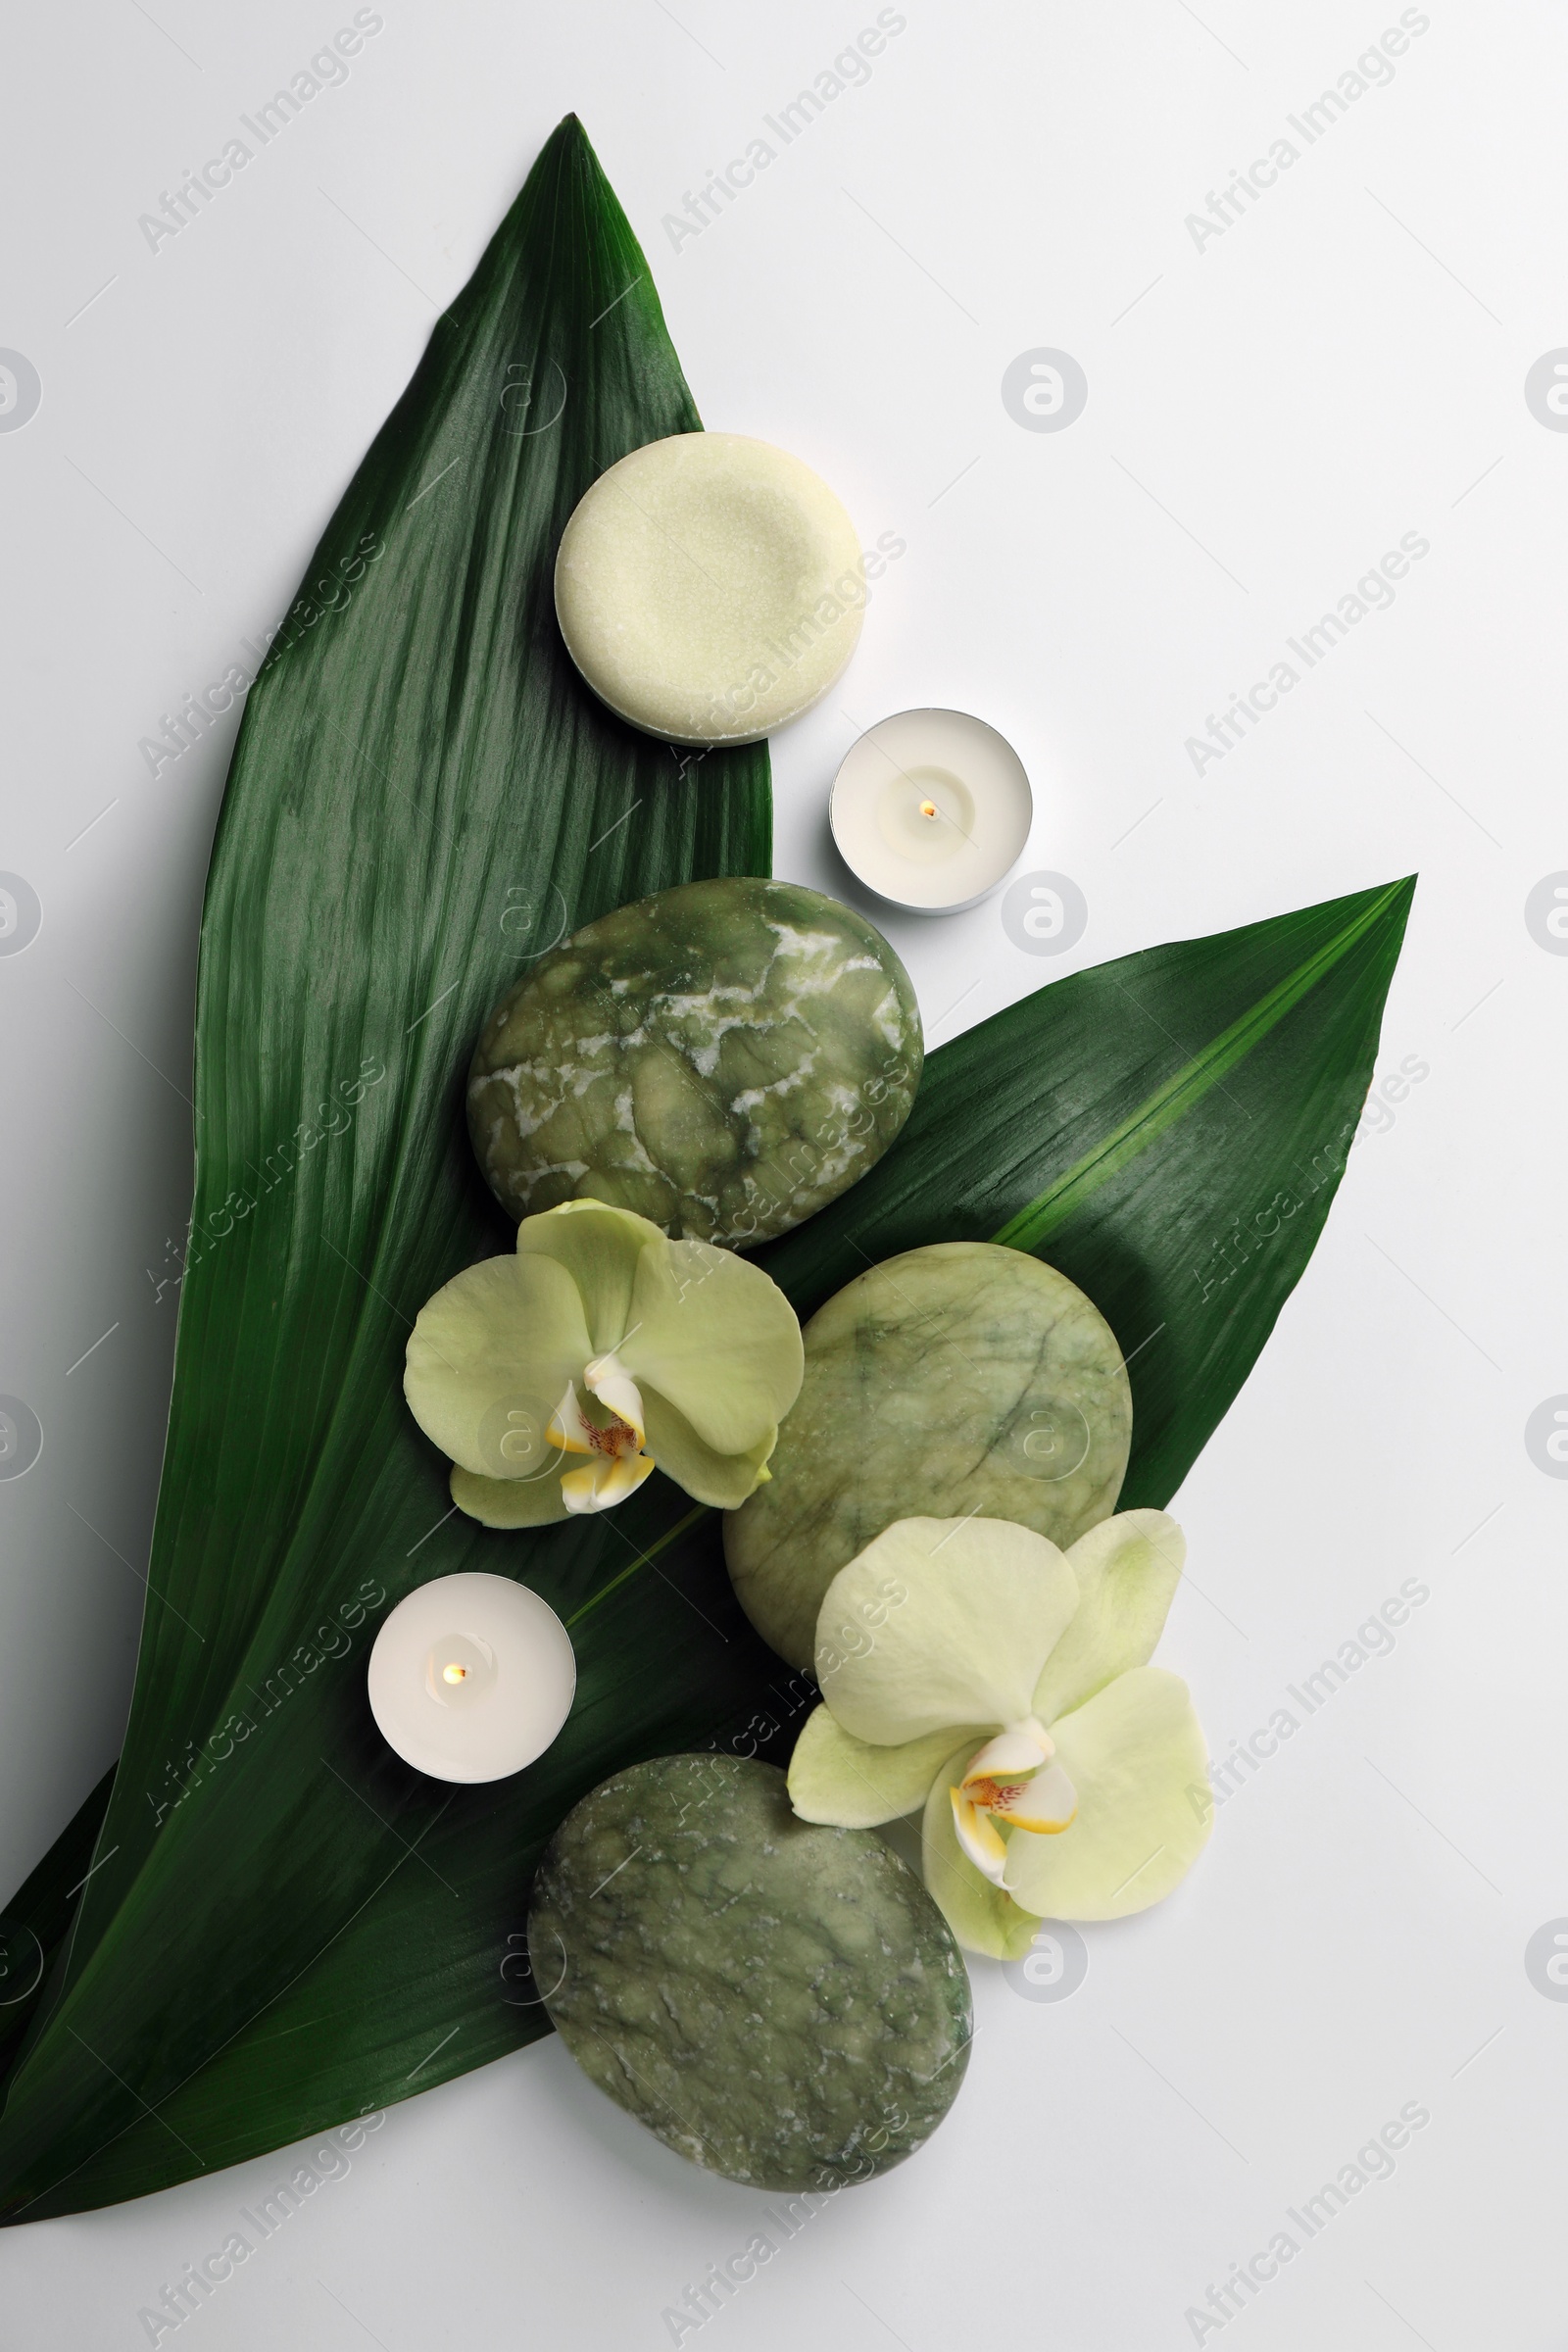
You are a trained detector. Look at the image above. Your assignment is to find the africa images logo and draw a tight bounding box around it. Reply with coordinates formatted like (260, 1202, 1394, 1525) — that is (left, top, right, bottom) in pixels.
(661, 10, 906, 252)
(1524, 352, 1568, 430)
(135, 12, 385, 253)
(1183, 12, 1432, 256)
(0, 351, 41, 433)
(1184, 531, 1430, 775)
(1002, 872, 1089, 956)
(1524, 1396, 1568, 1479)
(1001, 350, 1088, 434)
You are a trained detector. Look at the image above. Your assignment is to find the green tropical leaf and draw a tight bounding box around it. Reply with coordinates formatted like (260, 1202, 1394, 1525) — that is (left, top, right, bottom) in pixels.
(0, 1769, 112, 2090)
(761, 873, 1417, 1516)
(0, 115, 774, 2221)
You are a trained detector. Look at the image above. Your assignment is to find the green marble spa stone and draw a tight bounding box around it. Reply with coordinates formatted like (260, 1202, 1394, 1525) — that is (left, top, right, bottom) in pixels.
(530, 1754, 972, 2190)
(468, 877, 921, 1247)
(724, 1241, 1134, 1668)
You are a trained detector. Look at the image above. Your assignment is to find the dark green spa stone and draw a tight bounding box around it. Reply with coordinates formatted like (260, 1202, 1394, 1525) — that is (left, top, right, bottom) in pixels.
(467, 878, 922, 1245)
(530, 1755, 972, 2191)
(724, 1242, 1133, 1669)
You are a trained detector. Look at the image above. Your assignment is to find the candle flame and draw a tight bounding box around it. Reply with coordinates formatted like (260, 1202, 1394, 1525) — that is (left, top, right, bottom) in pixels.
(442, 1663, 468, 1684)
(918, 799, 939, 819)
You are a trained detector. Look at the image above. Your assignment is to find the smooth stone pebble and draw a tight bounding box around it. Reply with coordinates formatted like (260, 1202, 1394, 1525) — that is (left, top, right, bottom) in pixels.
(530, 1754, 972, 2191)
(724, 1241, 1133, 1668)
(554, 432, 864, 744)
(468, 877, 922, 1246)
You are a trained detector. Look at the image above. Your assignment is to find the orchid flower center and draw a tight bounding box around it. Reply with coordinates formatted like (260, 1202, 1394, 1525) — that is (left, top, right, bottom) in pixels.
(547, 1355, 656, 1515)
(583, 1348, 646, 1439)
(950, 1716, 1079, 1886)
(582, 1411, 641, 1458)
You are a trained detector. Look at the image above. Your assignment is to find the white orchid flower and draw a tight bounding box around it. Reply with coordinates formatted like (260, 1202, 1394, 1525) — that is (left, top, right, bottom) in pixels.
(788, 1511, 1210, 1957)
(405, 1200, 804, 1525)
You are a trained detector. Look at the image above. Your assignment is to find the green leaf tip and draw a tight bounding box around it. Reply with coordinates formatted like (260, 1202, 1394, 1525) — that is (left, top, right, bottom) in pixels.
(993, 872, 1418, 1256)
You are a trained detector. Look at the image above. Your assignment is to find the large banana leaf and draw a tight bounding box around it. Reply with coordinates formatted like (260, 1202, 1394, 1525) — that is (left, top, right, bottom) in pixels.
(0, 858, 1411, 2219)
(0, 116, 774, 2220)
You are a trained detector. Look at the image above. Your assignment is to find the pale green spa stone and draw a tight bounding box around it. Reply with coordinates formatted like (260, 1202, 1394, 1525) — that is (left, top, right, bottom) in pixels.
(530, 1754, 972, 2191)
(554, 432, 864, 745)
(724, 1242, 1133, 1669)
(468, 878, 922, 1246)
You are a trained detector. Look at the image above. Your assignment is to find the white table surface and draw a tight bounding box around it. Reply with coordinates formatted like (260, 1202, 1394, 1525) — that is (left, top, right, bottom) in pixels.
(4, 3, 1567, 2344)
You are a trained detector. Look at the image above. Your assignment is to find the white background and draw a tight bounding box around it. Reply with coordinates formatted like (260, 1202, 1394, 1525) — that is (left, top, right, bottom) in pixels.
(3, 2, 1567, 2345)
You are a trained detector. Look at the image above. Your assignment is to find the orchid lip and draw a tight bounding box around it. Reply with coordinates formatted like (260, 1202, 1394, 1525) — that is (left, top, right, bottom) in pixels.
(951, 1787, 1010, 1886)
(549, 1377, 646, 1461)
(583, 1348, 646, 1446)
(994, 1758, 1078, 1837)
(560, 1447, 655, 1515)
(958, 1719, 1054, 1796)
(952, 1716, 1079, 1861)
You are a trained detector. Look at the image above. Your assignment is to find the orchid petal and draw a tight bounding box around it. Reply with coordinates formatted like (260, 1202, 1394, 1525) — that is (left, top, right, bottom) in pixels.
(450, 1464, 570, 1528)
(640, 1388, 776, 1510)
(405, 1252, 591, 1478)
(546, 1381, 598, 1456)
(560, 1449, 656, 1515)
(514, 1199, 660, 1354)
(919, 1747, 1042, 1961)
(1032, 1510, 1187, 1727)
(620, 1236, 803, 1456)
(788, 1706, 984, 1829)
(959, 1724, 1054, 1784)
(1001, 1668, 1211, 1921)
(812, 1516, 1079, 1745)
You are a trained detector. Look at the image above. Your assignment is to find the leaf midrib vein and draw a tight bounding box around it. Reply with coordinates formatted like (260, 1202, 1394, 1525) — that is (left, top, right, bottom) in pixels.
(991, 885, 1398, 1253)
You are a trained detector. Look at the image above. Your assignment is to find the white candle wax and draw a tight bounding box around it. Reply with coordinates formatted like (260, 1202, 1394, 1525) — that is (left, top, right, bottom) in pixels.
(367, 1572, 575, 1784)
(830, 709, 1033, 913)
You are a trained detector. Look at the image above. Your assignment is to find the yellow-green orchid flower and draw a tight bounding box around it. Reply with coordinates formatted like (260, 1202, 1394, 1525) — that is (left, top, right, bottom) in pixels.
(788, 1511, 1210, 1958)
(405, 1200, 804, 1526)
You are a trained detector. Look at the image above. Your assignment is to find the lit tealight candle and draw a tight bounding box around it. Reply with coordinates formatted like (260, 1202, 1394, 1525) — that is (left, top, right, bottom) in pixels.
(830, 708, 1034, 914)
(367, 1572, 575, 1784)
